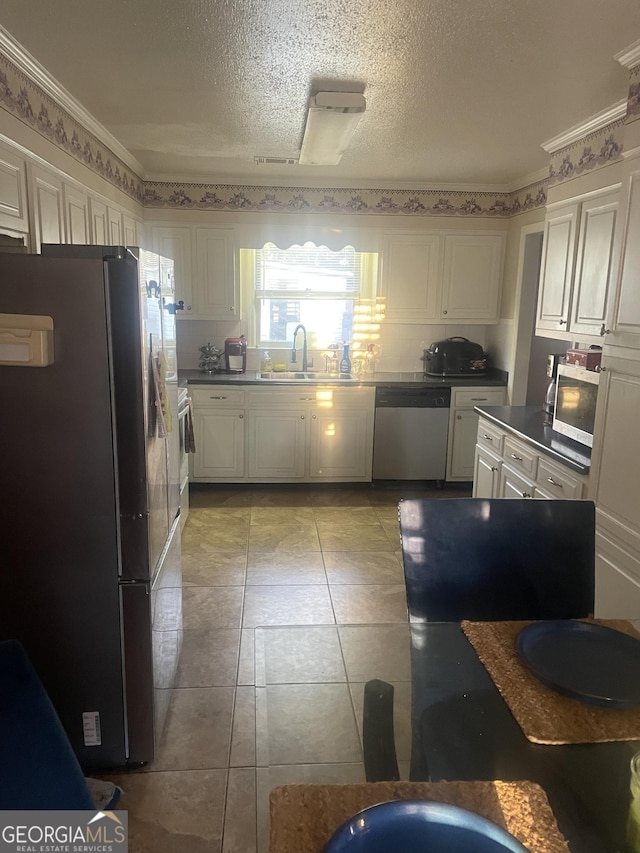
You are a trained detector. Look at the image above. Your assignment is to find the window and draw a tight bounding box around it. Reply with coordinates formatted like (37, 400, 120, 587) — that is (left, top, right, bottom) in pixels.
(244, 242, 377, 348)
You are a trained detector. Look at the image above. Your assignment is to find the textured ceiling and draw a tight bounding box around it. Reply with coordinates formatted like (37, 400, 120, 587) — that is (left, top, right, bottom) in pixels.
(1, 0, 639, 187)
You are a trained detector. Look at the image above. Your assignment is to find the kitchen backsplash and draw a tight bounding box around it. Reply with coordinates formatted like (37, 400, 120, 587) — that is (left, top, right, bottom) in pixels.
(176, 318, 487, 374)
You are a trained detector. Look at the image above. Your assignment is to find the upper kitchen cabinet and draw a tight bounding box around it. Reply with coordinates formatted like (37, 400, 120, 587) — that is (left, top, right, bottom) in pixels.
(0, 143, 28, 238)
(379, 233, 440, 321)
(149, 223, 238, 320)
(63, 184, 90, 244)
(27, 163, 65, 248)
(536, 187, 620, 341)
(380, 231, 505, 323)
(441, 234, 505, 321)
(604, 165, 640, 345)
(108, 207, 123, 244)
(89, 197, 109, 244)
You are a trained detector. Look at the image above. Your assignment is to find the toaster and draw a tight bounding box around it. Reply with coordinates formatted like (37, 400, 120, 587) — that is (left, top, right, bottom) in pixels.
(423, 337, 488, 376)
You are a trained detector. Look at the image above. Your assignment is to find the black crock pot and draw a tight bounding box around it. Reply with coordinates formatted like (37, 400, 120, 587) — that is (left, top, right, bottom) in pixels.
(423, 337, 488, 376)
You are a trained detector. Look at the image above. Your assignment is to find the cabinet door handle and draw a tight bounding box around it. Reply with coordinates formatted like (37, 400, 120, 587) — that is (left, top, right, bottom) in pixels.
(510, 453, 523, 461)
(546, 477, 563, 488)
(229, 306, 234, 312)
(299, 397, 316, 401)
(209, 395, 228, 400)
(300, 415, 305, 419)
(442, 309, 448, 315)
(522, 491, 532, 498)
(471, 397, 488, 401)
(457, 415, 462, 420)
(559, 319, 566, 325)
(482, 433, 493, 440)
(239, 413, 244, 419)
(600, 324, 611, 336)
(312, 414, 317, 419)
(490, 466, 498, 472)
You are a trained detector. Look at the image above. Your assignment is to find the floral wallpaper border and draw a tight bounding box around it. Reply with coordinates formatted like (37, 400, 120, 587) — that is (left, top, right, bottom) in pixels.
(548, 118, 625, 186)
(627, 64, 640, 123)
(0, 47, 632, 216)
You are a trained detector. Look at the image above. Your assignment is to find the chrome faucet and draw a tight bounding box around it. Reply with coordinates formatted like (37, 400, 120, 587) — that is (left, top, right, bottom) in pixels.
(291, 324, 308, 371)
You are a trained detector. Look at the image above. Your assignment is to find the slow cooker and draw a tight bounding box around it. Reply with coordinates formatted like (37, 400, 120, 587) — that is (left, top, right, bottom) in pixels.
(423, 336, 488, 377)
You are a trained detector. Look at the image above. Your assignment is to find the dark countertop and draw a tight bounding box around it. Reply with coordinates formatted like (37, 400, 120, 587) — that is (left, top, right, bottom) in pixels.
(474, 404, 591, 474)
(179, 367, 507, 388)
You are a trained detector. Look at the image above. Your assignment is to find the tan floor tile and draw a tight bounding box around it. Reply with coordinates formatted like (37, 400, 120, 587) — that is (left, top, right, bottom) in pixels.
(313, 506, 380, 524)
(381, 519, 402, 548)
(243, 585, 335, 628)
(189, 486, 254, 507)
(329, 585, 408, 624)
(181, 524, 250, 552)
(230, 686, 256, 766)
(246, 551, 326, 585)
(152, 687, 234, 771)
(223, 768, 257, 853)
(187, 507, 252, 525)
(372, 505, 402, 522)
(103, 769, 227, 853)
(175, 629, 240, 687)
(237, 629, 255, 685)
(248, 521, 320, 552)
(316, 524, 393, 552)
(182, 551, 247, 586)
(256, 683, 362, 765)
(338, 624, 411, 682)
(250, 506, 316, 525)
(323, 551, 404, 584)
(182, 587, 243, 630)
(249, 488, 315, 507)
(255, 626, 345, 685)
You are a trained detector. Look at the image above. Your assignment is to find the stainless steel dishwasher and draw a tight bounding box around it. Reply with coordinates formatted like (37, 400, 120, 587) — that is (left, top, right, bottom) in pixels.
(372, 386, 451, 480)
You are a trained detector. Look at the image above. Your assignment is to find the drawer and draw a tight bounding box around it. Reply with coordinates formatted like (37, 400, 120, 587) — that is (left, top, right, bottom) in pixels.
(476, 419, 505, 455)
(451, 387, 506, 408)
(246, 388, 323, 407)
(190, 387, 246, 407)
(537, 457, 586, 499)
(503, 436, 538, 479)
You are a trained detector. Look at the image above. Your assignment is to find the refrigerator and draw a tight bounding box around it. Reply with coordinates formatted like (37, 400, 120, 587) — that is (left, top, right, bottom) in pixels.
(0, 245, 183, 770)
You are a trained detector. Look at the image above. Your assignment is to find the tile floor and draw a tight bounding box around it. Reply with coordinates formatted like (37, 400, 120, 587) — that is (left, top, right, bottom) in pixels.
(105, 481, 470, 852)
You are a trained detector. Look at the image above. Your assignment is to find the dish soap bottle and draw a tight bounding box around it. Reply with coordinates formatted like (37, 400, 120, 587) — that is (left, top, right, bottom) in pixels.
(260, 350, 272, 373)
(340, 343, 352, 375)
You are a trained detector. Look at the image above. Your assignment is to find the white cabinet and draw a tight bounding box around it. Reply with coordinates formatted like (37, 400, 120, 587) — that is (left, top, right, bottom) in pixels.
(63, 184, 90, 244)
(380, 231, 505, 324)
(247, 386, 375, 483)
(447, 387, 506, 481)
(150, 225, 194, 312)
(441, 234, 504, 321)
(89, 197, 108, 244)
(190, 384, 375, 483)
(108, 207, 123, 244)
(536, 188, 619, 340)
(0, 143, 28, 237)
(380, 233, 440, 321)
(190, 388, 245, 481)
(588, 354, 640, 616)
(473, 415, 589, 500)
(605, 167, 640, 344)
(27, 163, 65, 248)
(122, 214, 138, 246)
(149, 224, 237, 320)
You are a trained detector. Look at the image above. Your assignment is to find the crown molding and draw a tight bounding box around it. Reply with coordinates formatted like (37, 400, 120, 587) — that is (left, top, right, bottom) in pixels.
(0, 24, 145, 178)
(541, 100, 627, 154)
(615, 39, 640, 69)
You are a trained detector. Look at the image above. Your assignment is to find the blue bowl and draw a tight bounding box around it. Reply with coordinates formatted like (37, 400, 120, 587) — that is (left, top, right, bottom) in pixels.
(324, 800, 529, 852)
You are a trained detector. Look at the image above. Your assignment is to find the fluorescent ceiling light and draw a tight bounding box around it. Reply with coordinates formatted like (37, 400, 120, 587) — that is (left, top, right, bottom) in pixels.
(299, 92, 366, 166)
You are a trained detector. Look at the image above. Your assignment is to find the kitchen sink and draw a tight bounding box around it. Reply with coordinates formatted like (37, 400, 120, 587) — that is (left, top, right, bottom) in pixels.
(259, 371, 356, 381)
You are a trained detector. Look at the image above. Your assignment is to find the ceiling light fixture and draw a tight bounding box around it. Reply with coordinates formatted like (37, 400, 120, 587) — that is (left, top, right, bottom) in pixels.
(298, 92, 366, 166)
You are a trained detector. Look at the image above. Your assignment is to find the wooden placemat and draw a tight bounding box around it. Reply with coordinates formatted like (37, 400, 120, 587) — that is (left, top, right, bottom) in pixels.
(462, 619, 640, 745)
(269, 780, 569, 852)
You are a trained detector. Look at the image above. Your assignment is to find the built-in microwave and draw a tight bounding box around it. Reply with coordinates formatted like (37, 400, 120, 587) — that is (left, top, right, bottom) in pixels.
(552, 362, 600, 448)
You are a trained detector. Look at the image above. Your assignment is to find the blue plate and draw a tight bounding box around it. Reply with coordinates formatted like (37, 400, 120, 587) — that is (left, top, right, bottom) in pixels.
(517, 620, 640, 708)
(323, 800, 528, 852)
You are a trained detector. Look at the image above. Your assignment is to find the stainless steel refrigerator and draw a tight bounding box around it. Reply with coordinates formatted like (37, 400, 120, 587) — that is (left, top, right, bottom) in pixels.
(0, 245, 182, 770)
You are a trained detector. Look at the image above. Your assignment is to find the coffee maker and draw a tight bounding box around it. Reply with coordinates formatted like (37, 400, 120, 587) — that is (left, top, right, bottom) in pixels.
(543, 353, 564, 420)
(224, 335, 247, 373)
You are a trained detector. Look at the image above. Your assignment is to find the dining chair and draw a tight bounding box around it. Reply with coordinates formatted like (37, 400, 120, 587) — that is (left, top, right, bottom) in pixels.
(399, 498, 595, 622)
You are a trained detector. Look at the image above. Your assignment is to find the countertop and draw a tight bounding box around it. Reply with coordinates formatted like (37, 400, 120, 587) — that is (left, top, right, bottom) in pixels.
(474, 405, 591, 474)
(179, 367, 508, 388)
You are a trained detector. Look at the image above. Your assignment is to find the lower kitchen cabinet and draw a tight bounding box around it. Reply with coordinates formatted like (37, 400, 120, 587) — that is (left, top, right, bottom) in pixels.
(447, 387, 506, 481)
(189, 384, 375, 483)
(190, 388, 246, 481)
(473, 416, 589, 500)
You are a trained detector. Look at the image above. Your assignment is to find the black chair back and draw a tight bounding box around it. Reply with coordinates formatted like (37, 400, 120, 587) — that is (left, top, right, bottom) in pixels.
(400, 498, 595, 622)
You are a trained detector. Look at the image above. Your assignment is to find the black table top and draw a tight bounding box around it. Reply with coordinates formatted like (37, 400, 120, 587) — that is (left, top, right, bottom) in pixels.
(410, 622, 637, 852)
